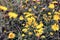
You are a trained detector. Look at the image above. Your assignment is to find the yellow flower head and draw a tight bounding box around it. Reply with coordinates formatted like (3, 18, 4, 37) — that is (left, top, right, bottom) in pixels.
(50, 32, 53, 35)
(22, 28, 28, 33)
(35, 28, 44, 37)
(0, 5, 8, 11)
(22, 34, 25, 37)
(19, 16, 24, 20)
(51, 23, 59, 31)
(8, 12, 18, 18)
(53, 14, 60, 21)
(41, 35, 46, 38)
(48, 12, 51, 15)
(48, 3, 55, 9)
(28, 8, 32, 12)
(37, 28, 44, 34)
(28, 32, 32, 35)
(54, 11, 60, 15)
(27, 18, 33, 22)
(25, 24, 29, 28)
(34, 6, 37, 9)
(36, 22, 44, 29)
(8, 32, 15, 39)
(33, 22, 38, 27)
(35, 33, 40, 37)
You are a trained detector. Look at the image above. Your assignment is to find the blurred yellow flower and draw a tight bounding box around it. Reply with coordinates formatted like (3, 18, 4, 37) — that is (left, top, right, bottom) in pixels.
(35, 28, 44, 37)
(23, 12, 30, 15)
(48, 12, 51, 15)
(51, 23, 59, 31)
(22, 5, 26, 8)
(19, 16, 24, 20)
(35, 33, 40, 37)
(22, 34, 25, 37)
(8, 32, 15, 39)
(31, 17, 36, 22)
(26, 18, 33, 25)
(48, 3, 55, 9)
(36, 22, 44, 29)
(22, 28, 28, 33)
(55, 11, 60, 15)
(53, 14, 60, 21)
(33, 22, 38, 27)
(37, 28, 44, 34)
(28, 32, 32, 35)
(37, 2, 41, 4)
(59, 10, 60, 12)
(4, 30, 6, 32)
(34, 6, 37, 9)
(8, 12, 18, 18)
(41, 35, 46, 38)
(50, 32, 53, 35)
(0, 5, 8, 11)
(25, 14, 32, 18)
(27, 18, 32, 22)
(28, 8, 32, 12)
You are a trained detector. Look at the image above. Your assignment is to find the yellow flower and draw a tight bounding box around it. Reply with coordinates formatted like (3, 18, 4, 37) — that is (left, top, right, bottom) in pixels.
(31, 17, 35, 21)
(25, 24, 29, 28)
(33, 22, 38, 27)
(23, 12, 31, 15)
(27, 18, 33, 22)
(53, 14, 60, 21)
(41, 35, 46, 38)
(36, 22, 44, 29)
(48, 3, 55, 9)
(35, 28, 44, 37)
(37, 28, 44, 34)
(59, 10, 60, 12)
(22, 28, 28, 33)
(28, 32, 32, 35)
(22, 5, 26, 8)
(50, 32, 53, 35)
(37, 2, 41, 4)
(28, 8, 32, 12)
(8, 32, 15, 39)
(8, 12, 18, 18)
(48, 12, 51, 15)
(22, 34, 25, 37)
(25, 14, 32, 18)
(26, 18, 33, 25)
(54, 11, 60, 15)
(4, 30, 6, 32)
(51, 23, 59, 31)
(34, 6, 37, 9)
(0, 5, 8, 11)
(35, 33, 40, 37)
(19, 16, 24, 20)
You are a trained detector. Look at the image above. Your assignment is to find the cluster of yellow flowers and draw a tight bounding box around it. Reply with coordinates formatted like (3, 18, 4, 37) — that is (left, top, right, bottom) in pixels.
(0, 0, 60, 39)
(22, 12, 44, 37)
